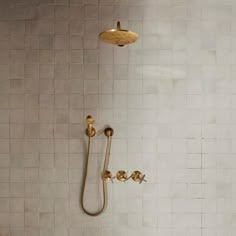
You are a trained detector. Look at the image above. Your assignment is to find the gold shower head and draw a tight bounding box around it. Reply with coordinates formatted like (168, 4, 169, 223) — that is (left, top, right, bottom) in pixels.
(99, 21, 138, 47)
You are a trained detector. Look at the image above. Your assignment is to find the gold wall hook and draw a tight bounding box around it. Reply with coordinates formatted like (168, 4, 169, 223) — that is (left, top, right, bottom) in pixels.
(116, 170, 128, 182)
(85, 115, 96, 137)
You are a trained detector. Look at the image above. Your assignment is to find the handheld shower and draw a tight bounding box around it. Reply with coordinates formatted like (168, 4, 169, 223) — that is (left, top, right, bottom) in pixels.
(85, 115, 96, 137)
(81, 115, 114, 216)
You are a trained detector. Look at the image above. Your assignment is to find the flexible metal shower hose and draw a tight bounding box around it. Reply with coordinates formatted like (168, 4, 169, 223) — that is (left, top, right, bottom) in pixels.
(81, 135, 112, 216)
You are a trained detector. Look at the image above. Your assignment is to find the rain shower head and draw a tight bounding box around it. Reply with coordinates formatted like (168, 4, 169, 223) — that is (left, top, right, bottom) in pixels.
(99, 21, 138, 47)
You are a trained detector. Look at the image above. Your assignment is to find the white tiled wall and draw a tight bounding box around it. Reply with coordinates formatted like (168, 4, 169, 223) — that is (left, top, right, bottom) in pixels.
(0, 0, 235, 235)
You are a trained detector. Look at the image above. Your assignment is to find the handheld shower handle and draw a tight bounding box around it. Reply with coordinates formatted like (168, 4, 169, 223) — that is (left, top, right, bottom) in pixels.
(85, 115, 96, 137)
(86, 115, 95, 128)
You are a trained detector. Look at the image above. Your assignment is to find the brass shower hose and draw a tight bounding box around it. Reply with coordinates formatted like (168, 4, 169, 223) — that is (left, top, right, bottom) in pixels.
(81, 132, 112, 216)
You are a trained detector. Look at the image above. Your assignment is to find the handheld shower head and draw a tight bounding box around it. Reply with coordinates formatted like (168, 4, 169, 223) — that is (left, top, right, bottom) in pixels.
(86, 115, 95, 125)
(85, 115, 96, 137)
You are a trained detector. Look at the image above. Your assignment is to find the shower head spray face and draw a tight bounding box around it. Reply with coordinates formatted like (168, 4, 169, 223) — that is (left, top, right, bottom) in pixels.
(99, 21, 138, 47)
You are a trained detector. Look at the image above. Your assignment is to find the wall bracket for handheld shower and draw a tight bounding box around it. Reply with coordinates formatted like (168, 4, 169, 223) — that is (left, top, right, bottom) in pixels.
(85, 115, 96, 137)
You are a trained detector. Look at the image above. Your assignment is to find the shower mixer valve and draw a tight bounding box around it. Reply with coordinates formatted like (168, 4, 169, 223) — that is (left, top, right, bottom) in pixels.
(116, 170, 147, 184)
(116, 170, 128, 182)
(131, 170, 147, 184)
(102, 170, 115, 183)
(101, 170, 147, 184)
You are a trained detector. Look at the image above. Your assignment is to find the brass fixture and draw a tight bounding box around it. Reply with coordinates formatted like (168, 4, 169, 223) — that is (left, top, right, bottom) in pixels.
(99, 21, 138, 47)
(116, 170, 128, 182)
(81, 116, 113, 216)
(85, 115, 96, 137)
(102, 170, 113, 182)
(104, 127, 114, 137)
(81, 115, 147, 216)
(101, 169, 147, 183)
(131, 171, 147, 184)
